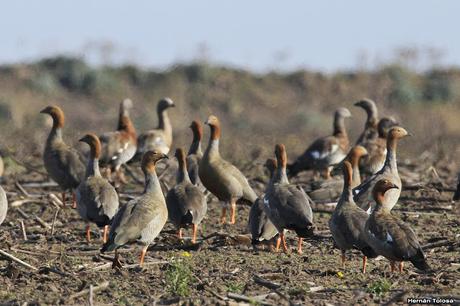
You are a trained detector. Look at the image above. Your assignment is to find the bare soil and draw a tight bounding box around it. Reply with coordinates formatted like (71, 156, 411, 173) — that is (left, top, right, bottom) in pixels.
(0, 154, 459, 305)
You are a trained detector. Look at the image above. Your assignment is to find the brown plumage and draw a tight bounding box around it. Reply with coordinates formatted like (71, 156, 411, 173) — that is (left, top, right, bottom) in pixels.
(248, 158, 278, 248)
(360, 117, 399, 176)
(101, 151, 169, 268)
(199, 115, 257, 224)
(310, 145, 368, 202)
(354, 99, 379, 146)
(99, 99, 137, 184)
(187, 120, 203, 186)
(364, 179, 431, 272)
(137, 97, 175, 156)
(41, 105, 85, 207)
(264, 144, 314, 254)
(166, 148, 207, 243)
(288, 107, 351, 179)
(329, 161, 377, 273)
(76, 134, 119, 243)
(353, 127, 410, 213)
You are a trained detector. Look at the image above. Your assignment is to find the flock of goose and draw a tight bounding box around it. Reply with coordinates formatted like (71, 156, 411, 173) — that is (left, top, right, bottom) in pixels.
(0, 98, 432, 274)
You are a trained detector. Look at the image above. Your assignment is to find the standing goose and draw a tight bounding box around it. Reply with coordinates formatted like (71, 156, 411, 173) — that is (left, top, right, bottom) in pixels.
(101, 151, 169, 268)
(166, 148, 207, 243)
(264, 144, 314, 254)
(354, 99, 379, 146)
(329, 161, 377, 273)
(353, 127, 410, 212)
(248, 158, 278, 249)
(199, 115, 257, 224)
(99, 99, 137, 184)
(187, 120, 203, 186)
(40, 106, 85, 207)
(288, 107, 351, 179)
(360, 117, 398, 176)
(76, 134, 119, 243)
(137, 98, 175, 156)
(364, 179, 431, 272)
(0, 185, 7, 226)
(309, 145, 368, 202)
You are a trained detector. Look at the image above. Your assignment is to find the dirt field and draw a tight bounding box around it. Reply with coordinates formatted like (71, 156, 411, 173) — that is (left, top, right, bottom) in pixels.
(0, 151, 459, 305)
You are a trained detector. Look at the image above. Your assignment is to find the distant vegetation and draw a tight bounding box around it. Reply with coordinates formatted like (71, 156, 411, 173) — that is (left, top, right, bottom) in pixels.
(1, 56, 460, 166)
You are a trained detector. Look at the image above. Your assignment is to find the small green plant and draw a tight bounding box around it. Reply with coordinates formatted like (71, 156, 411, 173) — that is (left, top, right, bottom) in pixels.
(165, 257, 193, 297)
(225, 280, 245, 293)
(367, 278, 392, 296)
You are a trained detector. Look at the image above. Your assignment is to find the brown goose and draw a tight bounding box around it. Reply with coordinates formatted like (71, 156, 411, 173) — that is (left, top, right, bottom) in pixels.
(166, 148, 207, 243)
(353, 127, 410, 213)
(199, 115, 257, 224)
(354, 98, 379, 146)
(99, 99, 137, 184)
(329, 161, 377, 273)
(41, 106, 85, 208)
(187, 120, 203, 186)
(360, 117, 398, 176)
(364, 179, 430, 272)
(0, 185, 7, 226)
(264, 144, 314, 254)
(101, 151, 169, 268)
(137, 98, 175, 156)
(76, 134, 119, 243)
(288, 107, 351, 179)
(309, 145, 368, 202)
(248, 158, 278, 249)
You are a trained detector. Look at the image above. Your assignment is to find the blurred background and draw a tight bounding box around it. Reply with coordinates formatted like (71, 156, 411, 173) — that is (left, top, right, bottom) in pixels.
(1, 0, 460, 171)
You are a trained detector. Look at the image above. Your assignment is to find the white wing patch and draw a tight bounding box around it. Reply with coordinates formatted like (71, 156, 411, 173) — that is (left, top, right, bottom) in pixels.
(263, 196, 270, 209)
(310, 151, 320, 159)
(330, 144, 339, 153)
(366, 206, 372, 215)
(386, 232, 393, 243)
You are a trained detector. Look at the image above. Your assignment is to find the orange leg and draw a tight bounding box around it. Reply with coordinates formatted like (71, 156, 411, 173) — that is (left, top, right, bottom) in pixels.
(103, 225, 109, 243)
(72, 192, 77, 209)
(362, 256, 367, 273)
(192, 224, 198, 244)
(275, 236, 281, 252)
(297, 238, 303, 254)
(139, 245, 148, 267)
(325, 168, 332, 180)
(85, 224, 91, 242)
(230, 202, 236, 224)
(178, 228, 183, 239)
(390, 261, 396, 273)
(280, 232, 289, 253)
(61, 192, 66, 206)
(220, 207, 227, 224)
(341, 251, 346, 268)
(399, 262, 404, 273)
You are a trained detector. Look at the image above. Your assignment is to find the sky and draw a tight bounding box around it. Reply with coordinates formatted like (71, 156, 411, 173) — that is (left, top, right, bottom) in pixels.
(1, 0, 459, 72)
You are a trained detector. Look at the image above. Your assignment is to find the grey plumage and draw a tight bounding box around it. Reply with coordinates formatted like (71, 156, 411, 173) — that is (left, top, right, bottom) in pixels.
(76, 134, 119, 229)
(166, 148, 207, 242)
(329, 161, 377, 272)
(199, 115, 257, 224)
(248, 159, 278, 246)
(264, 144, 314, 246)
(41, 106, 85, 192)
(102, 151, 168, 256)
(363, 180, 430, 272)
(136, 98, 175, 156)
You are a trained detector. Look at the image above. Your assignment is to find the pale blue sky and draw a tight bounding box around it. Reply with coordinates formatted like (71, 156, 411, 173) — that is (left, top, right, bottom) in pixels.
(1, 0, 458, 71)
